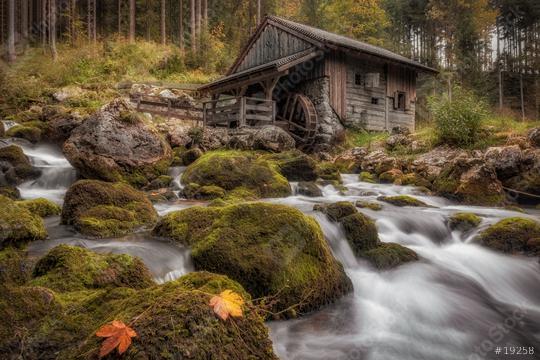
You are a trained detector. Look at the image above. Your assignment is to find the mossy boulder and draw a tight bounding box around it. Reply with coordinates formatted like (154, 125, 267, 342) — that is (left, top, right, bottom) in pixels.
(267, 150, 318, 181)
(0, 247, 33, 285)
(433, 157, 505, 206)
(5, 123, 43, 143)
(359, 171, 376, 183)
(341, 213, 380, 255)
(17, 198, 61, 217)
(476, 217, 540, 255)
(378, 195, 428, 207)
(1, 258, 278, 359)
(317, 162, 342, 182)
(378, 169, 404, 184)
(153, 202, 352, 317)
(183, 183, 226, 200)
(0, 195, 47, 248)
(448, 212, 481, 231)
(31, 244, 154, 292)
(62, 180, 158, 237)
(297, 181, 322, 197)
(0, 185, 20, 199)
(182, 147, 204, 165)
(0, 144, 41, 185)
(63, 99, 172, 187)
(313, 201, 357, 221)
(143, 174, 173, 190)
(182, 150, 291, 198)
(316, 201, 418, 269)
(355, 200, 382, 211)
(361, 243, 419, 270)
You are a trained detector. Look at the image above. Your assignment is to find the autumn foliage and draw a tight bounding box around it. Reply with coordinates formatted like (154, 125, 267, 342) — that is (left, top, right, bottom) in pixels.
(96, 320, 137, 358)
(209, 290, 244, 320)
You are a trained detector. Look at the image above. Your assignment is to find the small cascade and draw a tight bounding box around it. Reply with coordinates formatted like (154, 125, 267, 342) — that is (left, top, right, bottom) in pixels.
(13, 141, 77, 203)
(268, 176, 540, 360)
(2, 120, 18, 131)
(169, 166, 186, 191)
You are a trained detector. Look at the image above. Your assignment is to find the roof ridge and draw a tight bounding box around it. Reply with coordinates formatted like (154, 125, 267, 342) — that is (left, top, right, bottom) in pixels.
(265, 15, 437, 73)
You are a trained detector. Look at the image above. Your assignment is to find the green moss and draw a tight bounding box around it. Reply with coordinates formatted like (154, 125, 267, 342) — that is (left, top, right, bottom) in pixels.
(266, 150, 318, 181)
(448, 212, 481, 231)
(476, 217, 540, 255)
(119, 110, 146, 124)
(378, 195, 428, 207)
(5, 124, 42, 143)
(0, 185, 20, 199)
(341, 213, 380, 256)
(183, 183, 226, 200)
(401, 173, 431, 187)
(31, 244, 154, 292)
(0, 195, 47, 248)
(1, 268, 277, 359)
(153, 202, 352, 317)
(361, 243, 419, 269)
(62, 180, 158, 238)
(359, 171, 376, 183)
(313, 201, 357, 221)
(378, 169, 403, 184)
(17, 198, 61, 217)
(355, 200, 382, 211)
(0, 247, 33, 285)
(182, 150, 291, 198)
(0, 145, 40, 184)
(181, 147, 204, 166)
(317, 162, 342, 182)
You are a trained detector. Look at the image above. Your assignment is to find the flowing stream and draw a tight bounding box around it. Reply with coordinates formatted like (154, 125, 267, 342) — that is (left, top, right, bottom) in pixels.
(7, 141, 540, 360)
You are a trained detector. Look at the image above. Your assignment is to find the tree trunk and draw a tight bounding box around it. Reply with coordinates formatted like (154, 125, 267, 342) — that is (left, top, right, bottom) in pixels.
(179, 0, 184, 51)
(257, 0, 261, 26)
(202, 0, 207, 30)
(22, 0, 29, 48)
(50, 0, 58, 61)
(129, 0, 135, 43)
(195, 0, 200, 47)
(87, 0, 96, 42)
(161, 0, 166, 44)
(42, 0, 47, 50)
(118, 0, 122, 35)
(7, 0, 16, 62)
(71, 0, 78, 44)
(190, 0, 195, 51)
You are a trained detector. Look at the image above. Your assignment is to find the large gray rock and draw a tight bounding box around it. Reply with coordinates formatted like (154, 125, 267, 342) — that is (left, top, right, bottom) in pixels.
(63, 99, 172, 187)
(484, 145, 522, 179)
(410, 147, 463, 181)
(529, 128, 540, 148)
(229, 125, 295, 152)
(504, 149, 540, 202)
(361, 150, 401, 175)
(41, 105, 84, 143)
(385, 134, 411, 150)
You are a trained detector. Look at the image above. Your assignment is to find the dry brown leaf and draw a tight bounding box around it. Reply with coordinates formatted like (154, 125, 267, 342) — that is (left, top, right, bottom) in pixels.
(96, 320, 137, 358)
(209, 290, 244, 320)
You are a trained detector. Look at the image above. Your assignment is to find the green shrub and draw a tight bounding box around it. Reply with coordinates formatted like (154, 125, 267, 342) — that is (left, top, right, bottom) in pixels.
(428, 86, 487, 147)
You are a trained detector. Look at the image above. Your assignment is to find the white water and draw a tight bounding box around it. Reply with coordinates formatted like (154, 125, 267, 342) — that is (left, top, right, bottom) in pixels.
(11, 142, 540, 359)
(4, 139, 77, 204)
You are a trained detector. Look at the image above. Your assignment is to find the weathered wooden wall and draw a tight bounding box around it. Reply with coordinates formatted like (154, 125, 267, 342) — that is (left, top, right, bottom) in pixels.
(387, 64, 416, 130)
(345, 56, 387, 130)
(343, 56, 416, 131)
(236, 24, 312, 73)
(325, 52, 347, 120)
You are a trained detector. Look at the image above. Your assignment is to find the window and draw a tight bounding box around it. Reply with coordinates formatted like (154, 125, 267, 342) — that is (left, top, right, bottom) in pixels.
(371, 97, 379, 105)
(355, 73, 362, 86)
(396, 92, 406, 111)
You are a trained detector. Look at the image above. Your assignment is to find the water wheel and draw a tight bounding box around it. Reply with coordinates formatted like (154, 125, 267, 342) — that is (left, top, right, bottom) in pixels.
(277, 94, 318, 148)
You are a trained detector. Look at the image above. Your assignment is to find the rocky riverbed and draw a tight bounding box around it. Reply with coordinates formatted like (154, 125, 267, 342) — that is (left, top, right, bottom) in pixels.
(1, 99, 539, 359)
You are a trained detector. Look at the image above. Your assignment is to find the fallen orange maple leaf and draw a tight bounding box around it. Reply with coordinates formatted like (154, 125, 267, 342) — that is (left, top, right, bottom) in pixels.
(96, 320, 137, 358)
(209, 290, 244, 320)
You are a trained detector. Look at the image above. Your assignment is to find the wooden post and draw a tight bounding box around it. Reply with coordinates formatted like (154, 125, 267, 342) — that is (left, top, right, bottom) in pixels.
(498, 69, 503, 111)
(239, 97, 246, 127)
(271, 101, 276, 124)
(520, 73, 525, 121)
(202, 101, 207, 128)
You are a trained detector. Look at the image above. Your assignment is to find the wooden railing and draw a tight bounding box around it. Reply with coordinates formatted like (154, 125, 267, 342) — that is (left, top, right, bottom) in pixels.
(203, 97, 275, 127)
(130, 94, 203, 124)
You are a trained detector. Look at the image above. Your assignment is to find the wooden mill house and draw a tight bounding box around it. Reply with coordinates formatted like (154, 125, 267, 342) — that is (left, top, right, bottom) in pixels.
(135, 15, 437, 147)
